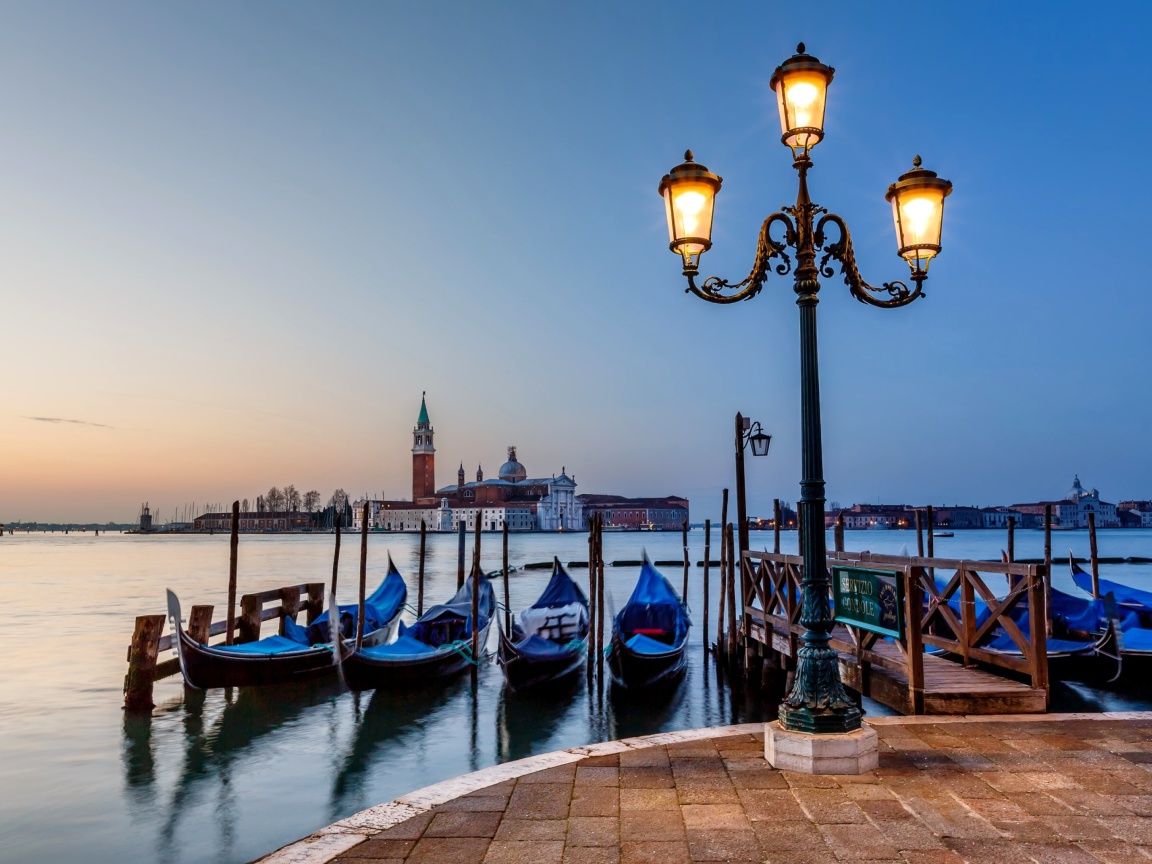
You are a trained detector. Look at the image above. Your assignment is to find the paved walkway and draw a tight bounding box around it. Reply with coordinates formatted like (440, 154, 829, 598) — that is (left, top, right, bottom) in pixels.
(261, 714, 1152, 864)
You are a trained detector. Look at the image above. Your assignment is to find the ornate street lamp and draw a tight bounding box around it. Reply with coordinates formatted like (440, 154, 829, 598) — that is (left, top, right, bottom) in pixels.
(659, 44, 951, 735)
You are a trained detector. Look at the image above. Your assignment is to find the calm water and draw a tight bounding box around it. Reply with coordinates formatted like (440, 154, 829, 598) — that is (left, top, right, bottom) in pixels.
(1, 528, 1151, 863)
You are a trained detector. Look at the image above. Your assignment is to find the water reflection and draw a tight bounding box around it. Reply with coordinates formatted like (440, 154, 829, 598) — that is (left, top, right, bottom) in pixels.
(496, 675, 584, 763)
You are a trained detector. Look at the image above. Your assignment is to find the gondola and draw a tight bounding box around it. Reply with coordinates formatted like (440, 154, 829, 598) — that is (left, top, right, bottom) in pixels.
(606, 556, 690, 689)
(341, 570, 496, 690)
(497, 557, 589, 691)
(1068, 552, 1152, 679)
(166, 560, 407, 689)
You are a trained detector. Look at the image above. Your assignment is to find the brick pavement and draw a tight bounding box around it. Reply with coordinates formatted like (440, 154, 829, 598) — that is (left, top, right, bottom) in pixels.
(264, 717, 1152, 864)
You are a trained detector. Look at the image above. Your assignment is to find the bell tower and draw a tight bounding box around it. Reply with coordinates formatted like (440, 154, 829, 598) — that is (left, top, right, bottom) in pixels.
(412, 392, 435, 503)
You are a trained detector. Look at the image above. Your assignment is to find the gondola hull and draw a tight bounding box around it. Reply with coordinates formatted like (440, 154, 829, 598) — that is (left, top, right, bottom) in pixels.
(342, 620, 492, 690)
(606, 629, 687, 689)
(498, 628, 585, 691)
(175, 627, 340, 689)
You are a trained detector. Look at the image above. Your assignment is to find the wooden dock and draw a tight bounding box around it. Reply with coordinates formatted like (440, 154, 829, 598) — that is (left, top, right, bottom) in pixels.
(742, 549, 1049, 716)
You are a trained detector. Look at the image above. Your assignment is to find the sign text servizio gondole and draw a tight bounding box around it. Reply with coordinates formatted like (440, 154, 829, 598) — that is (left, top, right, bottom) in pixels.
(831, 566, 904, 639)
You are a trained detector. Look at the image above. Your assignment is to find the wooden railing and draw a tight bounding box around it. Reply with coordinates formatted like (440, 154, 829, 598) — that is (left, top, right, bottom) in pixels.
(741, 550, 1049, 714)
(124, 582, 325, 710)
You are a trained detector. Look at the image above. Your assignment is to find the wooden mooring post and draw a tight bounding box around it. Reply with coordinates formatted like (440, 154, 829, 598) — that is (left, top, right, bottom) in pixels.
(725, 522, 737, 661)
(1089, 512, 1101, 598)
(834, 511, 844, 554)
(457, 519, 466, 589)
(596, 514, 605, 684)
(702, 519, 711, 652)
(1007, 515, 1016, 564)
(502, 520, 510, 636)
(681, 519, 689, 603)
(227, 500, 239, 645)
(1044, 504, 1053, 637)
(587, 516, 597, 681)
(773, 498, 781, 554)
(355, 502, 369, 649)
(123, 614, 165, 712)
(418, 519, 426, 616)
(915, 509, 924, 557)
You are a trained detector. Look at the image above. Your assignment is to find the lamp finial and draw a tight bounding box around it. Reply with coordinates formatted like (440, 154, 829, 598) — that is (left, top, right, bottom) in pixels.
(913, 154, 922, 168)
(796, 42, 805, 54)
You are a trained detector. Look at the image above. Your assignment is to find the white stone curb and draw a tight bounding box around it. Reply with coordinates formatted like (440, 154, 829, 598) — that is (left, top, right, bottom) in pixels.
(253, 723, 761, 864)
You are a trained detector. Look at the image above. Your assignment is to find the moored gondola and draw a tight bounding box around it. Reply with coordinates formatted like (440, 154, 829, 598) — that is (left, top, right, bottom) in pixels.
(606, 556, 690, 689)
(166, 559, 407, 689)
(1068, 552, 1152, 680)
(498, 557, 589, 691)
(341, 571, 496, 690)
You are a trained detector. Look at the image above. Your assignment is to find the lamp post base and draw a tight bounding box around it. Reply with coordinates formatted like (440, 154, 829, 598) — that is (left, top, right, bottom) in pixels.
(764, 720, 877, 774)
(778, 701, 863, 735)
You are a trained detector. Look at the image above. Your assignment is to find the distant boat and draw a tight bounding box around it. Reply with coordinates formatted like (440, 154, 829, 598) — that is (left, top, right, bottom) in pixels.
(498, 558, 589, 691)
(867, 522, 891, 530)
(932, 531, 954, 538)
(607, 556, 690, 689)
(167, 561, 407, 689)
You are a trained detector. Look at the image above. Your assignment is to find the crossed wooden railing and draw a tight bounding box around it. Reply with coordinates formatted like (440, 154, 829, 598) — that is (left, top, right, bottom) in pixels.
(741, 550, 1049, 714)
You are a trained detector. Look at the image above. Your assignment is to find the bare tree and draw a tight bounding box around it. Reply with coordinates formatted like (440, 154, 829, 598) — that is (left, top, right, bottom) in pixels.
(241, 498, 250, 513)
(266, 486, 285, 513)
(303, 490, 320, 513)
(285, 484, 301, 513)
(329, 489, 348, 512)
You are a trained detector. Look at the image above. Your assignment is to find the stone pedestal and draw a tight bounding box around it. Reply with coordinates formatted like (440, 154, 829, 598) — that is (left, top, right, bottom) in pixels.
(764, 720, 878, 774)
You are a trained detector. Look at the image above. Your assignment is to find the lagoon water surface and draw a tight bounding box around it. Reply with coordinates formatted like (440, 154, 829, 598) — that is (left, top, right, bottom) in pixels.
(2, 528, 1150, 863)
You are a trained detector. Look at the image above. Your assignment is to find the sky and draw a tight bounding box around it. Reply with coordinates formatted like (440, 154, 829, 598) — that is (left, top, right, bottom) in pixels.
(2, 1, 1151, 523)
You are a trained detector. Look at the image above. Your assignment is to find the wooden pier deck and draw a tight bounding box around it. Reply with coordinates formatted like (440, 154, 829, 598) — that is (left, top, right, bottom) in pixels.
(743, 550, 1050, 716)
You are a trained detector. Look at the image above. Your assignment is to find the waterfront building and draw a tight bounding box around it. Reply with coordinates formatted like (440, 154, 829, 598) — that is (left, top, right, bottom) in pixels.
(1119, 501, 1152, 527)
(351, 396, 584, 532)
(838, 504, 912, 530)
(193, 511, 314, 532)
(578, 495, 689, 531)
(1012, 475, 1120, 528)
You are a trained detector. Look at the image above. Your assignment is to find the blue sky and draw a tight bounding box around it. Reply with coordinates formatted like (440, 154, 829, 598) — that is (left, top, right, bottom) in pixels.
(1, 2, 1150, 522)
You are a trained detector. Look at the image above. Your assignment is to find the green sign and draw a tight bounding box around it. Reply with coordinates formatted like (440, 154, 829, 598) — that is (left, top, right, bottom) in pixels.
(832, 566, 904, 638)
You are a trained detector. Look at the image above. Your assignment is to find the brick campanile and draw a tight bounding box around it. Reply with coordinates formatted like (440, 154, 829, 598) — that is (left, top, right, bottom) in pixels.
(412, 392, 436, 503)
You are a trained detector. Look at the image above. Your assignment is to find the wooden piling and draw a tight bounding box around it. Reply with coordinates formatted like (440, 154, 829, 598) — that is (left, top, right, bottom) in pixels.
(226, 500, 239, 645)
(331, 511, 343, 603)
(188, 605, 213, 644)
(926, 505, 935, 559)
(702, 519, 711, 652)
(834, 511, 844, 554)
(418, 519, 426, 616)
(502, 520, 510, 636)
(717, 519, 727, 659)
(915, 509, 924, 557)
(1089, 512, 1100, 598)
(1007, 515, 1016, 563)
(596, 514, 605, 682)
(726, 523, 738, 661)
(356, 502, 369, 649)
(238, 593, 262, 643)
(470, 558, 480, 669)
(587, 515, 597, 679)
(1044, 504, 1053, 637)
(681, 519, 689, 603)
(457, 519, 466, 589)
(773, 498, 781, 554)
(123, 614, 165, 711)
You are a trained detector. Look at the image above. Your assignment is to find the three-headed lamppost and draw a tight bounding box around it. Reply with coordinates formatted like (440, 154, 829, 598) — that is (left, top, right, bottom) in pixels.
(659, 44, 952, 735)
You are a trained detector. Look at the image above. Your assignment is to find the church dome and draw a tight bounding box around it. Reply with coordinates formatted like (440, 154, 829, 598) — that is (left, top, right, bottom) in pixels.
(498, 446, 527, 483)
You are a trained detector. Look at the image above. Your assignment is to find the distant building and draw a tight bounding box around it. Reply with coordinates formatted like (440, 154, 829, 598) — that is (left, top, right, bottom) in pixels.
(1118, 501, 1152, 528)
(1012, 475, 1119, 528)
(837, 504, 912, 530)
(578, 495, 689, 531)
(138, 503, 153, 533)
(352, 396, 583, 532)
(193, 511, 314, 532)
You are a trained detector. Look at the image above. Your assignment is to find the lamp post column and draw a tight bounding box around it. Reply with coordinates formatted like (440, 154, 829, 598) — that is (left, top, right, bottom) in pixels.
(777, 162, 862, 735)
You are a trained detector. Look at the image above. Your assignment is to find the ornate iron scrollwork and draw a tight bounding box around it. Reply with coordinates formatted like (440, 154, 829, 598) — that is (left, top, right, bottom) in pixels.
(685, 212, 795, 304)
(815, 213, 925, 309)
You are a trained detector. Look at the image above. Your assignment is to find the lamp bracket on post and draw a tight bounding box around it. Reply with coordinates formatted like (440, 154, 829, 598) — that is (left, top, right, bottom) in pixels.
(685, 212, 793, 304)
(815, 213, 925, 308)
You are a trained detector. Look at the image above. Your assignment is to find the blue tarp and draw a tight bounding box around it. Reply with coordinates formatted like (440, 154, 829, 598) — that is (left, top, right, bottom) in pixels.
(213, 634, 316, 656)
(403, 574, 496, 649)
(1119, 628, 1152, 653)
(358, 633, 442, 660)
(285, 564, 408, 646)
(624, 632, 675, 655)
(1070, 557, 1152, 613)
(516, 633, 577, 659)
(615, 557, 690, 647)
(531, 559, 589, 609)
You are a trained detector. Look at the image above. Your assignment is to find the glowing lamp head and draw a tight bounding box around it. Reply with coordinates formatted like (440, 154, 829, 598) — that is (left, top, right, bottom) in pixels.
(885, 156, 953, 273)
(658, 150, 723, 271)
(770, 43, 835, 157)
